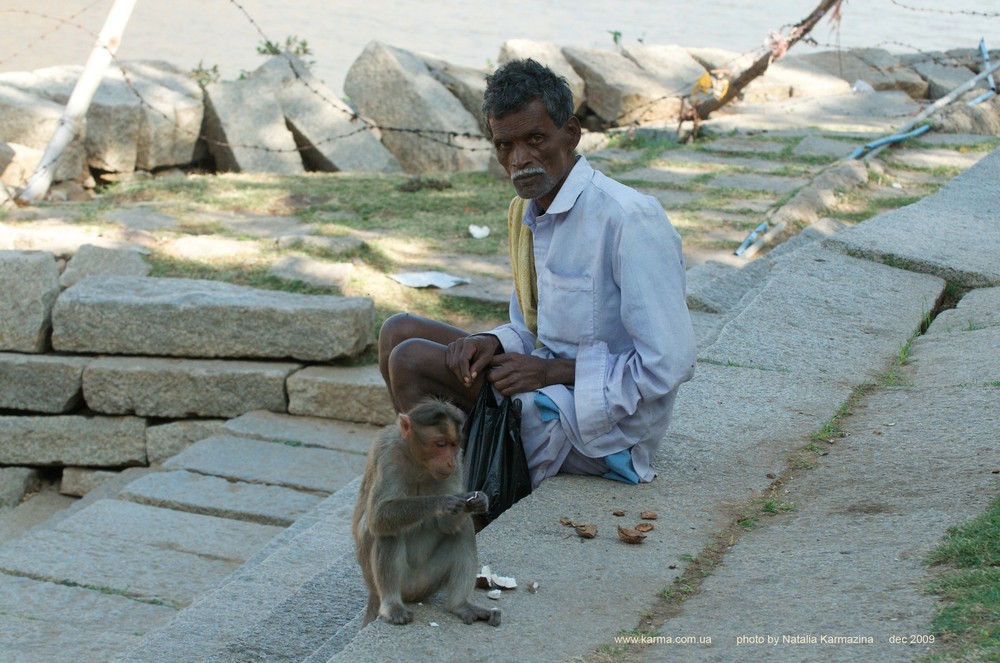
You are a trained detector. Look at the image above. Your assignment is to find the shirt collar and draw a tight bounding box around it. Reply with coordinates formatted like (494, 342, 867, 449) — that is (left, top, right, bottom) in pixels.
(526, 154, 592, 220)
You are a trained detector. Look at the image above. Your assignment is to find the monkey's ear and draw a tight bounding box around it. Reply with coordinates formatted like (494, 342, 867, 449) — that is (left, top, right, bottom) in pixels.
(398, 413, 413, 441)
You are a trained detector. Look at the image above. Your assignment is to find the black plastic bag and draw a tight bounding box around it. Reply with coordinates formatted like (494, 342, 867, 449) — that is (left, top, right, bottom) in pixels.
(462, 382, 532, 524)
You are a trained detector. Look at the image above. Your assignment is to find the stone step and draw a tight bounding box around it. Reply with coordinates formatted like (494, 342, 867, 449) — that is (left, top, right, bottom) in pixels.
(51, 275, 374, 361)
(223, 409, 382, 455)
(116, 478, 363, 663)
(287, 365, 396, 426)
(323, 202, 954, 662)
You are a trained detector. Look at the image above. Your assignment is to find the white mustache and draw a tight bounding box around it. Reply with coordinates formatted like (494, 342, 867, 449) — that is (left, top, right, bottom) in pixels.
(511, 167, 546, 181)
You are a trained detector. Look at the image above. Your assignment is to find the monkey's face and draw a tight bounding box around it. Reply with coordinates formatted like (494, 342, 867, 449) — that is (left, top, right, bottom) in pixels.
(417, 433, 462, 481)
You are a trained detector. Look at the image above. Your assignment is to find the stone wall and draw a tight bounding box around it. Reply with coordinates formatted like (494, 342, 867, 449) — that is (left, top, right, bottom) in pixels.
(0, 248, 394, 503)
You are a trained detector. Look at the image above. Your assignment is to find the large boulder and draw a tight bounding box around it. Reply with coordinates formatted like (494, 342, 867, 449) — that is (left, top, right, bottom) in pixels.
(0, 81, 87, 182)
(0, 250, 60, 353)
(344, 41, 490, 174)
(0, 62, 203, 176)
(902, 52, 978, 100)
(562, 47, 682, 126)
(622, 43, 708, 98)
(418, 54, 491, 135)
(51, 276, 374, 361)
(498, 40, 586, 114)
(251, 54, 402, 173)
(203, 77, 304, 174)
(796, 49, 927, 98)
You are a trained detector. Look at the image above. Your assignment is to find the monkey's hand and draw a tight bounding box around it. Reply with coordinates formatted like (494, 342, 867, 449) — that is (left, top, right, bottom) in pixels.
(462, 490, 489, 515)
(439, 495, 468, 516)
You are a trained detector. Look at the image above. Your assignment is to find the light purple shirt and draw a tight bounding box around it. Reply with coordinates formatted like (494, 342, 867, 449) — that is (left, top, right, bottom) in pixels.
(489, 155, 697, 482)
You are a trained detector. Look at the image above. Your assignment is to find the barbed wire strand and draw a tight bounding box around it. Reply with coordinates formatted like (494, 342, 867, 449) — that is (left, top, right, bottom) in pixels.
(1, 0, 998, 176)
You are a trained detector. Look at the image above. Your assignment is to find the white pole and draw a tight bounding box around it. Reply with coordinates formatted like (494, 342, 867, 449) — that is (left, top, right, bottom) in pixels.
(16, 0, 138, 203)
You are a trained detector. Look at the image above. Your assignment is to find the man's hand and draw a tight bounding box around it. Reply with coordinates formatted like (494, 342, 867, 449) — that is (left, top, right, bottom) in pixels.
(445, 334, 501, 388)
(489, 353, 575, 396)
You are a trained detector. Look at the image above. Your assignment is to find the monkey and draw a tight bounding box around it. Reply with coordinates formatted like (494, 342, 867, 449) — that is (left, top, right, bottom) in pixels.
(352, 398, 501, 627)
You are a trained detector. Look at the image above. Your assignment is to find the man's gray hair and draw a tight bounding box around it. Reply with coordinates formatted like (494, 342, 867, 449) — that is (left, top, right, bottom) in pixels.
(481, 59, 574, 137)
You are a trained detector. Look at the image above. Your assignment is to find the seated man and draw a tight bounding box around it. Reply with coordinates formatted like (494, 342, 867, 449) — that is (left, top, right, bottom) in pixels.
(379, 58, 696, 488)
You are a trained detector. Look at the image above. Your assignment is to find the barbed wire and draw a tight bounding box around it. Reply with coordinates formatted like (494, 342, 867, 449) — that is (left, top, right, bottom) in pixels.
(1, 0, 997, 177)
(887, 0, 1000, 19)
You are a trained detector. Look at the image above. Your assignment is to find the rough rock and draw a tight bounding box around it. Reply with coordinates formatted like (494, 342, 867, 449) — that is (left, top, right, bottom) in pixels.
(59, 467, 120, 497)
(903, 53, 978, 100)
(0, 467, 39, 510)
(796, 50, 926, 97)
(251, 54, 402, 174)
(419, 54, 491, 135)
(0, 415, 147, 467)
(562, 47, 682, 126)
(742, 55, 853, 102)
(852, 48, 930, 99)
(0, 250, 60, 352)
(203, 77, 304, 174)
(286, 365, 396, 425)
(0, 78, 87, 182)
(622, 43, 708, 97)
(82, 356, 300, 418)
(146, 419, 227, 465)
(0, 352, 91, 413)
(344, 41, 490, 174)
(59, 244, 151, 288)
(498, 40, 587, 113)
(51, 276, 374, 361)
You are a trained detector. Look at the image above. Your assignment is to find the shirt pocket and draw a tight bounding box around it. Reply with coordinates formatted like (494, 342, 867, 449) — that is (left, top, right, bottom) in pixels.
(538, 269, 595, 345)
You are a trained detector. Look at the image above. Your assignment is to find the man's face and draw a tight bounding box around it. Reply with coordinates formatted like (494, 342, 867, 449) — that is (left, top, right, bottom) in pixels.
(488, 99, 581, 210)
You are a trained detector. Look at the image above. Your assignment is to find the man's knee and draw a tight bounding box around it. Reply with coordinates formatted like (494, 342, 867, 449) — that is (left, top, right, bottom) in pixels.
(387, 338, 433, 380)
(379, 313, 420, 349)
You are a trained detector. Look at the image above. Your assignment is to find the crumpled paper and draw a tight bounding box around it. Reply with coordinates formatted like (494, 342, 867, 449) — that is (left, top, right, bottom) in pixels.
(390, 271, 469, 289)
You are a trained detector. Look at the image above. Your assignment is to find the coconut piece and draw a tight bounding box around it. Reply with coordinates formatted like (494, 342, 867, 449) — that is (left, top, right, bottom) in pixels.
(617, 525, 647, 544)
(575, 524, 597, 539)
(487, 589, 502, 600)
(559, 517, 576, 527)
(476, 565, 493, 589)
(640, 511, 658, 520)
(491, 574, 517, 590)
(612, 509, 625, 517)
(635, 522, 655, 533)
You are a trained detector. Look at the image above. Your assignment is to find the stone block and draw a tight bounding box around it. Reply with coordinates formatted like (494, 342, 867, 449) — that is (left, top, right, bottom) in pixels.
(146, 419, 227, 464)
(562, 47, 682, 126)
(0, 415, 147, 467)
(0, 352, 90, 413)
(0, 467, 39, 509)
(164, 435, 367, 493)
(251, 55, 402, 173)
(59, 243, 151, 288)
(701, 246, 946, 383)
(344, 41, 490, 174)
(622, 43, 708, 97)
(119, 469, 325, 526)
(0, 79, 87, 182)
(82, 356, 299, 418)
(223, 410, 378, 455)
(0, 250, 60, 352)
(203, 77, 304, 174)
(498, 40, 587, 113)
(287, 365, 396, 425)
(51, 276, 374, 361)
(825, 147, 1000, 288)
(59, 467, 120, 497)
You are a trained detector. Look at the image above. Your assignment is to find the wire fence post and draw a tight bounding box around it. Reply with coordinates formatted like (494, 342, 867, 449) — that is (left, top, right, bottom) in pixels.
(16, 0, 138, 204)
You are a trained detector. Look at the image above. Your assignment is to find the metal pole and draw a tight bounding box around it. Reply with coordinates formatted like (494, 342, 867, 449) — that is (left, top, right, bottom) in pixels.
(16, 0, 138, 204)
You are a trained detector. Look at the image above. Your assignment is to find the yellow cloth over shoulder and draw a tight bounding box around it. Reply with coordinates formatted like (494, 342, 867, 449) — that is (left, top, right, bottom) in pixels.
(507, 196, 538, 337)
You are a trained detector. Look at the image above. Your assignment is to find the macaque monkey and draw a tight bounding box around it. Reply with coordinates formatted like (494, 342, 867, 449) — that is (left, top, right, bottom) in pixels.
(352, 399, 501, 627)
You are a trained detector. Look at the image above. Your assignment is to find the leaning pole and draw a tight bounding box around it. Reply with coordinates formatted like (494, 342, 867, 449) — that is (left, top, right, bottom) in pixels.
(16, 0, 138, 204)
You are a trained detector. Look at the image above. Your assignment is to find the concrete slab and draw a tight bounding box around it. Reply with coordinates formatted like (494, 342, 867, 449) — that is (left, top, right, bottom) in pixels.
(164, 435, 367, 493)
(825, 147, 1000, 288)
(923, 287, 1000, 336)
(223, 410, 378, 455)
(146, 419, 228, 465)
(701, 246, 945, 383)
(119, 469, 325, 526)
(644, 386, 998, 663)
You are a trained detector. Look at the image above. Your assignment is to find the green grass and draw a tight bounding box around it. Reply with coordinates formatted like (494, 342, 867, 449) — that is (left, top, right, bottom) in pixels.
(921, 496, 1000, 662)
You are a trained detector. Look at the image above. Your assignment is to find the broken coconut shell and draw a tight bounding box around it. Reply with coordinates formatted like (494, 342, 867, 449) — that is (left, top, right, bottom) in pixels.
(617, 525, 647, 544)
(575, 524, 597, 539)
(640, 511, 658, 520)
(635, 522, 655, 533)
